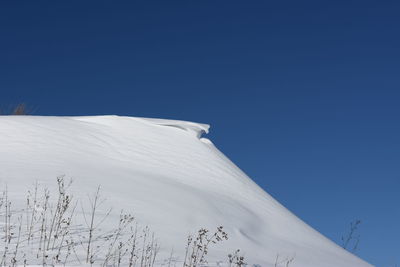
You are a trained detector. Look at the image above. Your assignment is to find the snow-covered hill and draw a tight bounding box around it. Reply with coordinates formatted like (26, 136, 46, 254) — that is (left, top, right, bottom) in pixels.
(0, 115, 372, 266)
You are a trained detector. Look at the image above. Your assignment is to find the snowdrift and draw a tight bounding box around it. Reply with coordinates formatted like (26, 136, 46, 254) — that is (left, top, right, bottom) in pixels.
(0, 115, 372, 266)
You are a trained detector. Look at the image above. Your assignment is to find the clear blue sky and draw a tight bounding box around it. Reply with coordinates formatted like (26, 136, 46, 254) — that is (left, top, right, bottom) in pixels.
(1, 1, 399, 265)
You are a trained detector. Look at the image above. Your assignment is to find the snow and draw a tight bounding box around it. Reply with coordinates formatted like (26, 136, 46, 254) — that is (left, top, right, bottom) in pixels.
(0, 115, 372, 266)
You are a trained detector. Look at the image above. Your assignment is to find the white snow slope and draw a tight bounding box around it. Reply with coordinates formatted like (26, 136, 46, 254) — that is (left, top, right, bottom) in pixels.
(0, 116, 372, 267)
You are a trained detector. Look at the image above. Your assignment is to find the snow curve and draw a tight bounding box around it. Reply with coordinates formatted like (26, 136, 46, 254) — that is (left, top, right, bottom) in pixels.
(0, 115, 373, 267)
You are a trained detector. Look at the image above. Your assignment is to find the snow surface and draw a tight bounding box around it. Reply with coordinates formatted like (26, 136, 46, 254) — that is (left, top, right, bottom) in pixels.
(0, 115, 372, 266)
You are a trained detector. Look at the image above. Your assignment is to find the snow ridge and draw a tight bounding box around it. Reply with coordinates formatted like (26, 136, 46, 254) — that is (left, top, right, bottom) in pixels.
(0, 115, 373, 267)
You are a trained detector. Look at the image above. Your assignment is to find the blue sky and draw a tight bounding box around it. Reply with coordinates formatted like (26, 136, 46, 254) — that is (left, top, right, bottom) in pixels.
(1, 1, 399, 265)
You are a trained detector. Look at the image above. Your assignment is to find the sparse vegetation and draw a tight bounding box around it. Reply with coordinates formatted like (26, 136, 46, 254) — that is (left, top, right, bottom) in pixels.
(0, 177, 245, 266)
(342, 219, 361, 252)
(274, 254, 295, 267)
(0, 103, 30, 115)
(228, 249, 245, 267)
(12, 103, 28, 115)
(182, 226, 228, 267)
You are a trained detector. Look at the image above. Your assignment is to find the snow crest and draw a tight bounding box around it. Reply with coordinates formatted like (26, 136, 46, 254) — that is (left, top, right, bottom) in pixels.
(0, 115, 373, 267)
